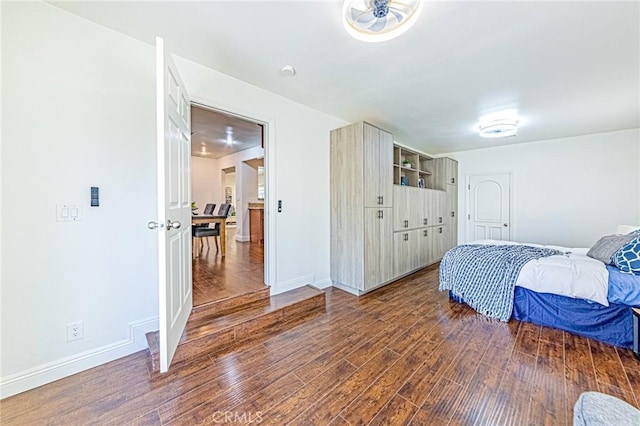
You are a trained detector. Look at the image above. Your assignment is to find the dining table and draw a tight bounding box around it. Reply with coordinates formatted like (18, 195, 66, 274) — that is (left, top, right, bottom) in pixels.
(191, 215, 228, 257)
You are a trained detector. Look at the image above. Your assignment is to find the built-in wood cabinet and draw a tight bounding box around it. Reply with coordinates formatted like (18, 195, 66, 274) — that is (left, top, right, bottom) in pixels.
(330, 122, 394, 295)
(392, 186, 449, 275)
(330, 121, 458, 295)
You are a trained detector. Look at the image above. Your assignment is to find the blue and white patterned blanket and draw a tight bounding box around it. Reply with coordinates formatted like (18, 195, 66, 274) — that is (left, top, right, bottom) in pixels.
(439, 244, 562, 321)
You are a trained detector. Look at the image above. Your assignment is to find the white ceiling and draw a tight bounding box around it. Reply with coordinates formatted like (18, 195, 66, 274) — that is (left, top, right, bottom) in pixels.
(50, 1, 640, 154)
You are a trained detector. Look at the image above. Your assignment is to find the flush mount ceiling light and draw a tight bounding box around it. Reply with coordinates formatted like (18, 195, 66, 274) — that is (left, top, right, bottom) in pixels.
(343, 0, 423, 43)
(279, 65, 296, 77)
(224, 126, 234, 145)
(478, 117, 519, 138)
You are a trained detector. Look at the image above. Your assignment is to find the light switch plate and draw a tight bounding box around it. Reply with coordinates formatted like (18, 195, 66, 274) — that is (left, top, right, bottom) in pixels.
(57, 204, 82, 222)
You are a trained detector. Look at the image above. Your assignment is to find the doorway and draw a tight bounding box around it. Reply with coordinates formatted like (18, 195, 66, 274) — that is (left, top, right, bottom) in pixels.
(190, 104, 268, 306)
(466, 172, 512, 242)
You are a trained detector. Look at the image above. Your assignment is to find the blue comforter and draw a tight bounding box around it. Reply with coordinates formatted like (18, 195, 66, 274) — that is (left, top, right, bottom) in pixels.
(607, 265, 640, 306)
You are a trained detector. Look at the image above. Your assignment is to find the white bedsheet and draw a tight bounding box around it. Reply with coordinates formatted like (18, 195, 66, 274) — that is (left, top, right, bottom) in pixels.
(473, 240, 610, 306)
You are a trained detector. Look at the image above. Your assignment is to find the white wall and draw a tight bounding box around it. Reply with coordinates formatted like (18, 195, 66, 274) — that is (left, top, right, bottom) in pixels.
(239, 162, 259, 241)
(172, 48, 350, 291)
(1, 2, 158, 396)
(191, 155, 219, 213)
(205, 146, 264, 240)
(1, 1, 346, 397)
(446, 128, 640, 247)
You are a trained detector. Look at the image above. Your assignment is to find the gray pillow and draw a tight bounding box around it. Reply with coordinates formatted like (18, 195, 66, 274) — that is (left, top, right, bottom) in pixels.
(587, 233, 637, 264)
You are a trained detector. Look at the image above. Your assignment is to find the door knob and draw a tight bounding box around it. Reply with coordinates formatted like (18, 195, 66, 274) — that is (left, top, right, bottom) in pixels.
(503, 223, 508, 227)
(147, 221, 163, 229)
(166, 220, 181, 229)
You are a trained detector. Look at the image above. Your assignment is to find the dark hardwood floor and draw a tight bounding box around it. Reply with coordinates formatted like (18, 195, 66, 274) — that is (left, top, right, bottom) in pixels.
(193, 227, 266, 306)
(2, 264, 638, 425)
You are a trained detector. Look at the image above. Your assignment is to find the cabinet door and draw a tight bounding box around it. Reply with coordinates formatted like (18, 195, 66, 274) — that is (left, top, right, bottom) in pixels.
(363, 124, 380, 208)
(419, 227, 434, 266)
(393, 185, 410, 231)
(447, 159, 458, 186)
(377, 208, 394, 286)
(433, 225, 448, 261)
(393, 231, 412, 277)
(364, 208, 393, 290)
(434, 190, 447, 226)
(423, 190, 435, 228)
(408, 187, 422, 230)
(378, 129, 394, 207)
(446, 184, 458, 248)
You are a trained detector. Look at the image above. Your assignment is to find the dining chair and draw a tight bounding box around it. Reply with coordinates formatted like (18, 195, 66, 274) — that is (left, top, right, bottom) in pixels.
(193, 203, 231, 253)
(203, 203, 216, 215)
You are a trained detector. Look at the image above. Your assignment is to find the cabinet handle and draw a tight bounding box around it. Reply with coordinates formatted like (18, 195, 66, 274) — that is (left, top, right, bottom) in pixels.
(380, 196, 384, 205)
(439, 227, 443, 234)
(404, 220, 409, 228)
(451, 177, 455, 184)
(377, 210, 382, 219)
(451, 211, 455, 217)
(423, 218, 428, 225)
(404, 233, 409, 241)
(424, 229, 428, 237)
(438, 217, 443, 223)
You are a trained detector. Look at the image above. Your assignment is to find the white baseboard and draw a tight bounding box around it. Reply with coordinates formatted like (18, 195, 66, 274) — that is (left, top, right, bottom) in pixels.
(235, 235, 250, 242)
(314, 278, 332, 289)
(270, 273, 315, 295)
(0, 317, 159, 399)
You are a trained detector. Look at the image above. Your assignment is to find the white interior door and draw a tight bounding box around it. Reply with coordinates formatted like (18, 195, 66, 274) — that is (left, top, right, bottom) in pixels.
(156, 37, 192, 373)
(467, 173, 511, 241)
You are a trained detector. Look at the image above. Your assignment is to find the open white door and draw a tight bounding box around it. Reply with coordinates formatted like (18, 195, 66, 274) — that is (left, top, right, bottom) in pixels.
(154, 36, 192, 372)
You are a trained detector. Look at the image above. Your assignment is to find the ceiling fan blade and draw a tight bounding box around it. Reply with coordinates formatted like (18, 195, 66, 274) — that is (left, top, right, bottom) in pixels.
(367, 16, 388, 33)
(389, 9, 404, 23)
(351, 8, 376, 24)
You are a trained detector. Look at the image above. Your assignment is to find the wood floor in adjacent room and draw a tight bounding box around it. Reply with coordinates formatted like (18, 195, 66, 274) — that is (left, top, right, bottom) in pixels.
(192, 227, 265, 306)
(2, 264, 638, 425)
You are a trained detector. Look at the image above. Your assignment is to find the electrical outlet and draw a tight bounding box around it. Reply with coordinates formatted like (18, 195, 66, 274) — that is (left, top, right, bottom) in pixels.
(67, 321, 84, 342)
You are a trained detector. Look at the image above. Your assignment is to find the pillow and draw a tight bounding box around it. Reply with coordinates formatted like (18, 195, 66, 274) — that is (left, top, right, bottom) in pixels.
(587, 233, 636, 264)
(612, 235, 640, 274)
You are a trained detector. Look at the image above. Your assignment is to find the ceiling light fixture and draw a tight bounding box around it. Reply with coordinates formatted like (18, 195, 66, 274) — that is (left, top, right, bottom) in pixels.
(225, 126, 234, 145)
(279, 65, 296, 77)
(343, 0, 423, 43)
(478, 118, 519, 138)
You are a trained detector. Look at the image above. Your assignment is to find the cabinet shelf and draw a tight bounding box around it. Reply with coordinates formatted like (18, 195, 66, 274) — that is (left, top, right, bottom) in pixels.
(393, 144, 433, 188)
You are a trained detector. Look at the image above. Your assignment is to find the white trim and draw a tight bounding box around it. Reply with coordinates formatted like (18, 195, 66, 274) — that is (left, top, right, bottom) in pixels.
(314, 278, 333, 289)
(235, 235, 250, 242)
(270, 273, 315, 295)
(188, 97, 276, 288)
(0, 317, 158, 399)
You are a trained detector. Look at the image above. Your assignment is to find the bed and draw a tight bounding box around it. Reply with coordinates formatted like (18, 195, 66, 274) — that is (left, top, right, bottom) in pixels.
(441, 225, 640, 350)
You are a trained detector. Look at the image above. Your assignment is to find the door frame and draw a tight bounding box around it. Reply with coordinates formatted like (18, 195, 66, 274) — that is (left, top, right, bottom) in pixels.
(190, 99, 276, 288)
(464, 171, 514, 243)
